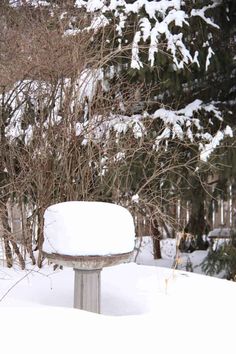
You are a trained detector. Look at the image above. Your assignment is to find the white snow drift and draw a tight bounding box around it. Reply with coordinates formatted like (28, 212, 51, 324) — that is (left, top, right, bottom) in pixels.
(43, 201, 135, 256)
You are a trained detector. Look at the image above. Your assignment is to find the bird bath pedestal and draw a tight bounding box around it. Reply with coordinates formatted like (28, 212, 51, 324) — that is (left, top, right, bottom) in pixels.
(42, 201, 135, 313)
(43, 251, 133, 313)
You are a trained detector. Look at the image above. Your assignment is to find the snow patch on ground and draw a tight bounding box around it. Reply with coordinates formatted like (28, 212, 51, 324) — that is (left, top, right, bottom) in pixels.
(0, 261, 236, 353)
(0, 233, 236, 353)
(135, 236, 208, 274)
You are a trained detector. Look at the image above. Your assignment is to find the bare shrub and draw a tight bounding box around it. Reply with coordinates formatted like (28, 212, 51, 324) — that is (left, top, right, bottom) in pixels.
(0, 2, 213, 267)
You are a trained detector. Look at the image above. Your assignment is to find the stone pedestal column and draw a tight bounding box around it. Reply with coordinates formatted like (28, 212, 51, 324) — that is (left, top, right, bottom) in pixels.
(43, 251, 133, 314)
(74, 268, 101, 313)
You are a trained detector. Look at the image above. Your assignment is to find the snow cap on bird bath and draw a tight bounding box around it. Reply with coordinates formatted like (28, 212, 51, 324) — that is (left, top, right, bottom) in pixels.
(43, 201, 135, 256)
(43, 201, 135, 313)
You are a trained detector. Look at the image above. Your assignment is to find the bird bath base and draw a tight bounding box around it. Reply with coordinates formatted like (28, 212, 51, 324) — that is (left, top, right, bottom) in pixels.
(43, 251, 133, 313)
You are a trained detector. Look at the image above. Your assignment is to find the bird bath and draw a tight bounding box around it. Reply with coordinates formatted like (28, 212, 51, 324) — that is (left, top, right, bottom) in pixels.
(42, 201, 135, 313)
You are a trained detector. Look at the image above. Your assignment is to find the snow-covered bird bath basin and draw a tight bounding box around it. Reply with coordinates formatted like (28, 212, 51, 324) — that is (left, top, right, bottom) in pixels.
(43, 201, 135, 313)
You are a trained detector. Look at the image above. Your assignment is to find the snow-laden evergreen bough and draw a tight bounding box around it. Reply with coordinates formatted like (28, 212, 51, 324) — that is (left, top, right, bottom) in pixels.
(6, 0, 231, 162)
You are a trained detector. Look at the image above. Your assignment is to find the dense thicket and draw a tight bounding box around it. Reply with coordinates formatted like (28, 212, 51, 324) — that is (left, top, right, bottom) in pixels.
(0, 0, 235, 267)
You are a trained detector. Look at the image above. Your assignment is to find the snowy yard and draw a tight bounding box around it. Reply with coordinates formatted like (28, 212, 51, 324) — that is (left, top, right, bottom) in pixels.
(0, 241, 236, 354)
(0, 1, 235, 352)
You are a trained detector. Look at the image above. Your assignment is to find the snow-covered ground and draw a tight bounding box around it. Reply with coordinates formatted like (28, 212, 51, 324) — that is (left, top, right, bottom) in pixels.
(0, 238, 235, 353)
(135, 236, 208, 274)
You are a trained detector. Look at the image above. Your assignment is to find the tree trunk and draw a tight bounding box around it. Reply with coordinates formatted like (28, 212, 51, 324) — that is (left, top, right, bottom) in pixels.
(36, 208, 44, 268)
(152, 218, 162, 259)
(1, 204, 25, 269)
(3, 237, 13, 268)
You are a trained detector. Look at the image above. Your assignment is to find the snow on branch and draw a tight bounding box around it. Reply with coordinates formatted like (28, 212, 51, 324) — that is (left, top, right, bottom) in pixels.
(74, 97, 232, 161)
(9, 0, 50, 6)
(4, 78, 231, 161)
(12, 1, 222, 71)
(191, 2, 221, 30)
(1, 77, 232, 164)
(152, 100, 233, 161)
(72, 0, 221, 70)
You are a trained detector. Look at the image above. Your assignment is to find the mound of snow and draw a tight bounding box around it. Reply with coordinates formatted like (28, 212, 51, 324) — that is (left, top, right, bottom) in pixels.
(1, 263, 236, 353)
(43, 201, 135, 256)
